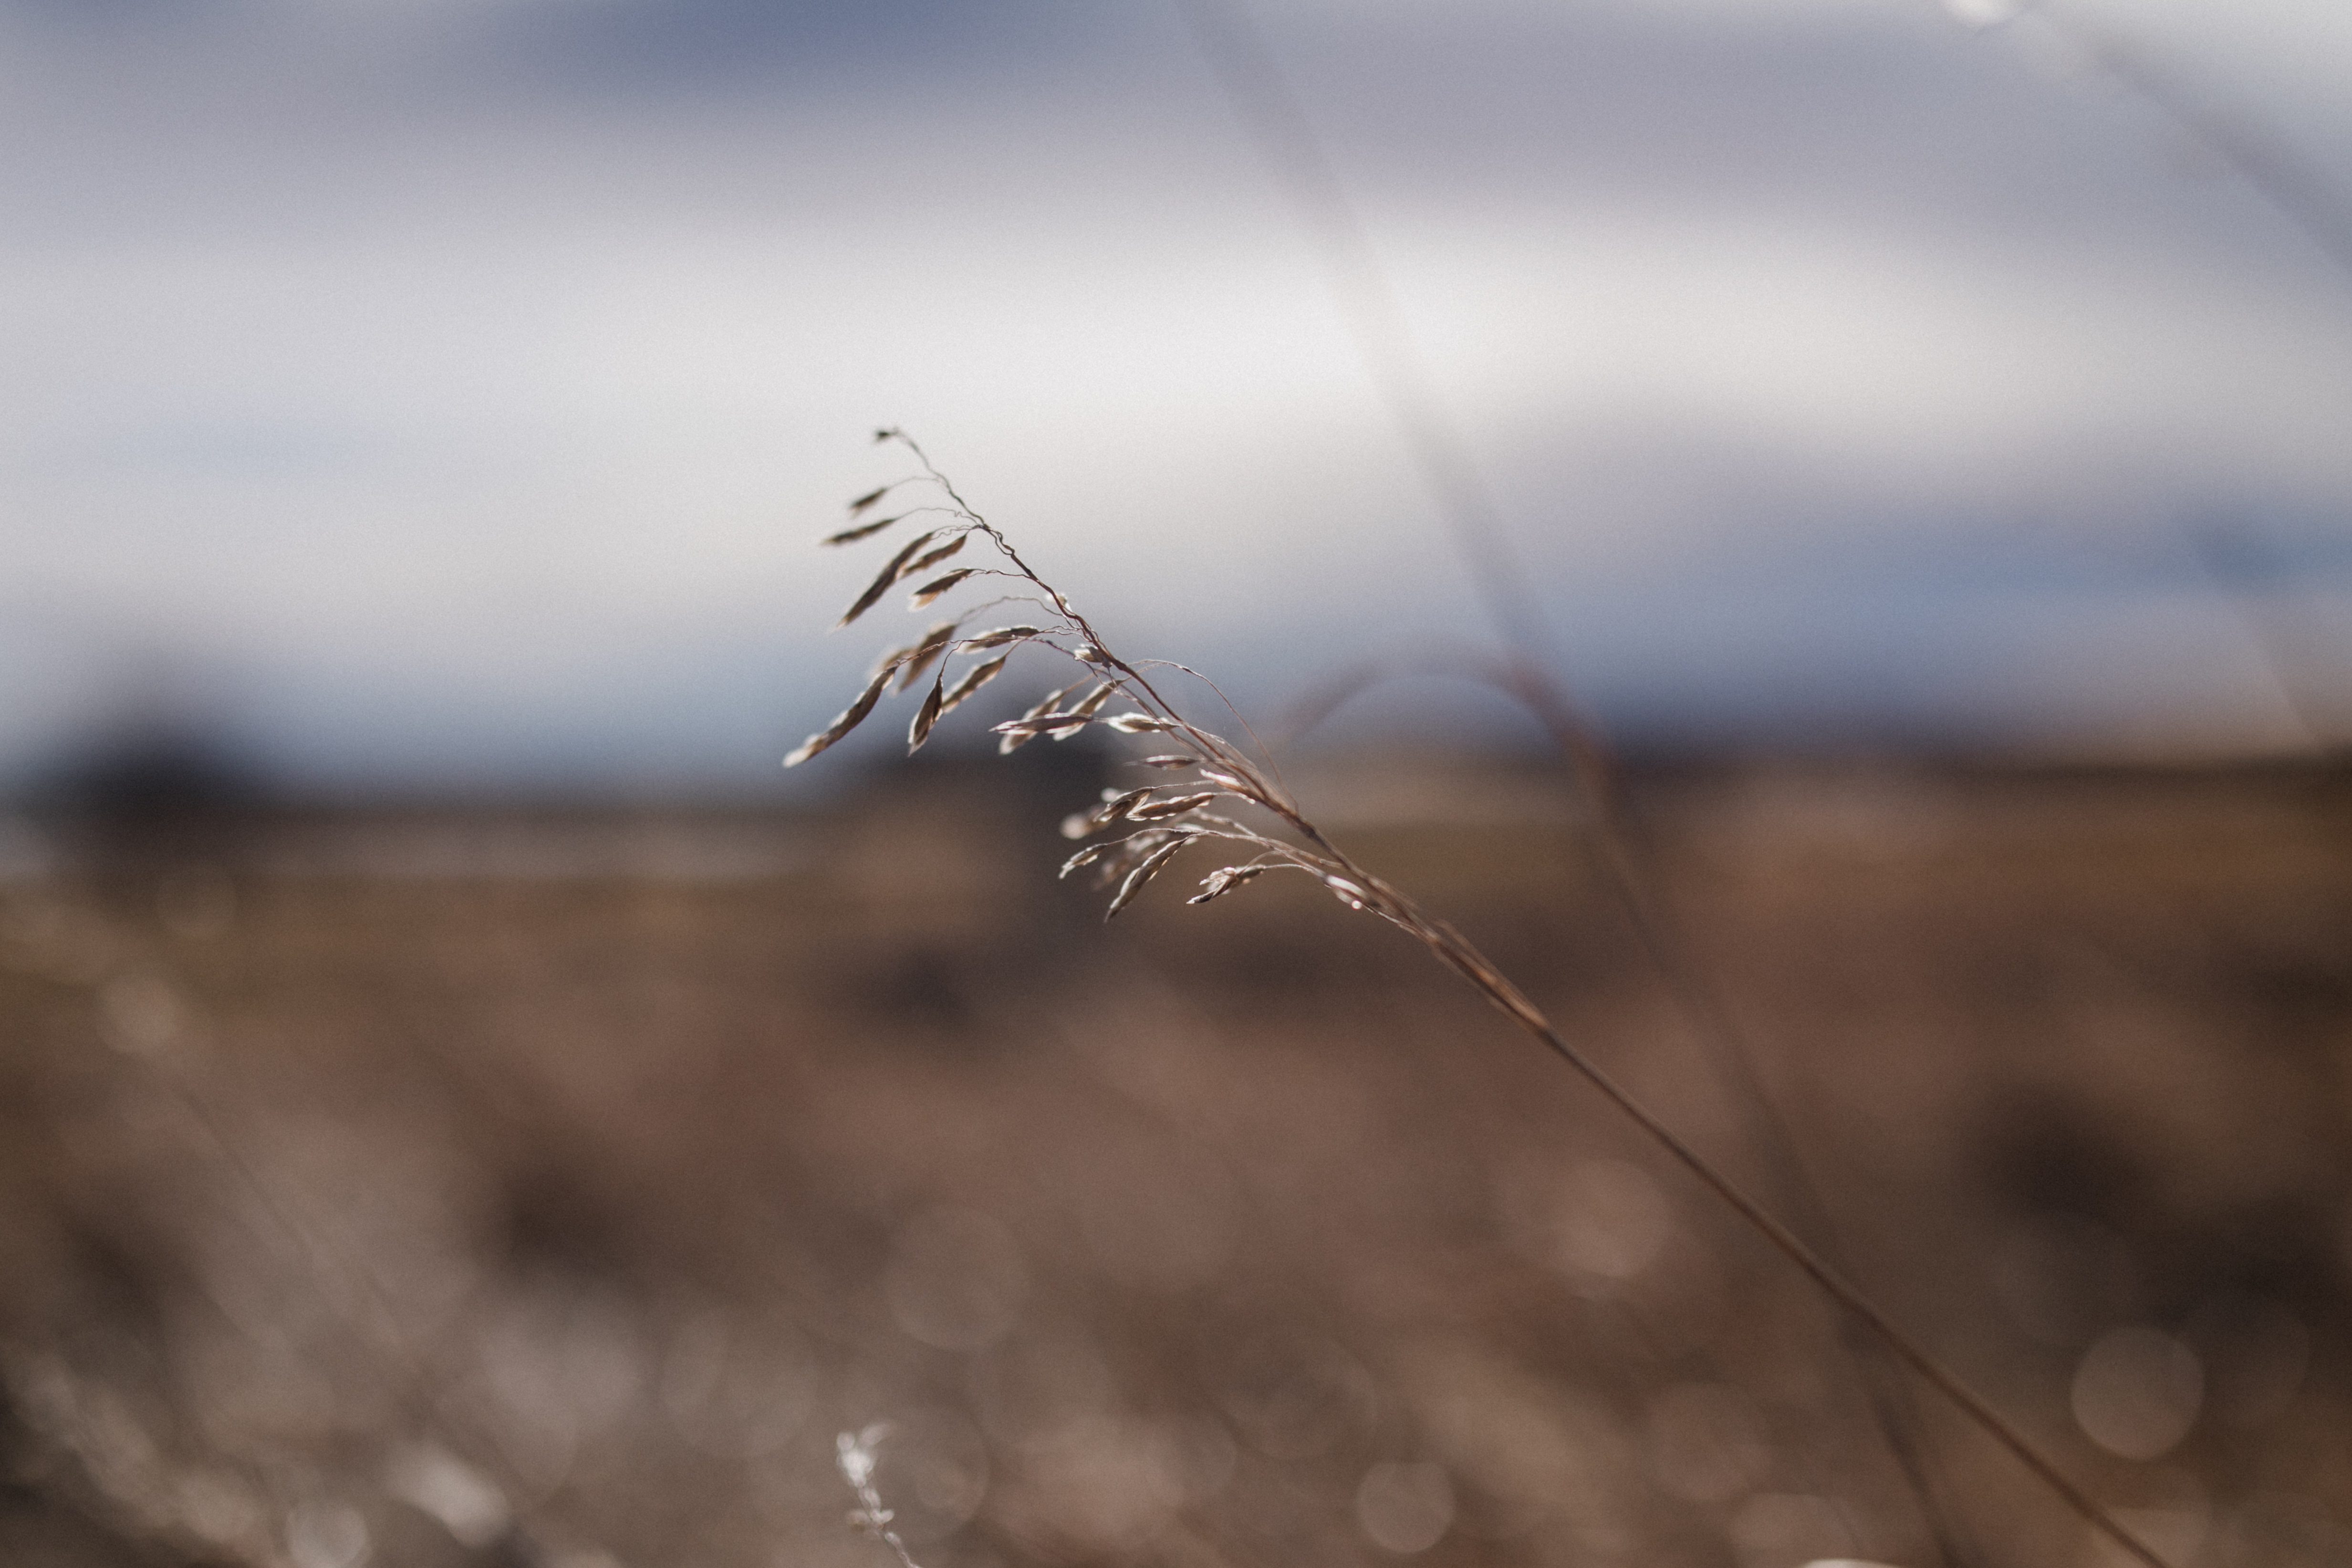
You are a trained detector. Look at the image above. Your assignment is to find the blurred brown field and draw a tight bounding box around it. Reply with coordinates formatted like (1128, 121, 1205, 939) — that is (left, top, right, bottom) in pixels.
(1, 753, 2347, 1568)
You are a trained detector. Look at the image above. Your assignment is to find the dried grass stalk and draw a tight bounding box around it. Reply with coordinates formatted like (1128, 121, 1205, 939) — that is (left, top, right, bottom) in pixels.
(793, 432, 2171, 1568)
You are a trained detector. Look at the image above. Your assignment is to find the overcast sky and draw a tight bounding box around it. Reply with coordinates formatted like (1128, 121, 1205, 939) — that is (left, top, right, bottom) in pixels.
(4, 0, 2349, 797)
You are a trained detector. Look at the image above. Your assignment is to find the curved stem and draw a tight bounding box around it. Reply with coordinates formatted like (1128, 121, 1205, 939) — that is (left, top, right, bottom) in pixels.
(1397, 911, 2167, 1568)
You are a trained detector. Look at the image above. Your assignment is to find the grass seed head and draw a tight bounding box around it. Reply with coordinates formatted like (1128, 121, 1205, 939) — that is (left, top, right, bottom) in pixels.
(1128, 792, 1217, 821)
(958, 625, 1042, 652)
(882, 621, 960, 691)
(1105, 837, 1191, 920)
(1060, 682, 1115, 731)
(1058, 841, 1116, 878)
(937, 653, 1010, 717)
(903, 534, 966, 574)
(1085, 786, 1159, 831)
(825, 511, 908, 547)
(1000, 679, 1087, 754)
(907, 568, 976, 609)
(837, 528, 948, 628)
(785, 667, 895, 768)
(1188, 864, 1269, 904)
(907, 677, 947, 753)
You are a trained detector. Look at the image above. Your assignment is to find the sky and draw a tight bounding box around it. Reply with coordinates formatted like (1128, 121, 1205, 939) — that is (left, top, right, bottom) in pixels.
(3, 0, 2350, 797)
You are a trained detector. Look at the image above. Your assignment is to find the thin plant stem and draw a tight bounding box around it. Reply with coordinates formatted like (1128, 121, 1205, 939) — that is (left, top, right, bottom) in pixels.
(1275, 647, 1982, 1561)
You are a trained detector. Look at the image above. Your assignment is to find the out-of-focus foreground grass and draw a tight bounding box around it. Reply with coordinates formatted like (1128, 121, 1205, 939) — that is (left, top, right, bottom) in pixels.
(0, 754, 2346, 1568)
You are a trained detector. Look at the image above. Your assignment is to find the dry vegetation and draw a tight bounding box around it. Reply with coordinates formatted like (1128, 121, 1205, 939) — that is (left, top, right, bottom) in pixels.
(0, 751, 2346, 1568)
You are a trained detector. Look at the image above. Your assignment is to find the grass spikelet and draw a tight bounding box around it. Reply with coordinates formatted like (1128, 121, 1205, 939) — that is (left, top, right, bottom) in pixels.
(999, 713, 1090, 740)
(1051, 681, 1116, 740)
(825, 511, 908, 547)
(1187, 863, 1268, 904)
(784, 668, 894, 768)
(903, 535, 967, 575)
(937, 653, 1010, 716)
(1103, 712, 1175, 734)
(1058, 841, 1117, 878)
(1098, 828, 1196, 887)
(999, 679, 1085, 754)
(993, 685, 1118, 748)
(1134, 754, 1198, 769)
(1127, 791, 1217, 820)
(881, 621, 959, 691)
(1062, 787, 1149, 839)
(1104, 837, 1189, 920)
(907, 676, 947, 753)
(957, 625, 1042, 652)
(838, 528, 947, 628)
(1090, 786, 1159, 831)
(907, 568, 976, 608)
